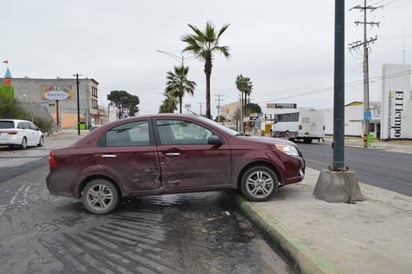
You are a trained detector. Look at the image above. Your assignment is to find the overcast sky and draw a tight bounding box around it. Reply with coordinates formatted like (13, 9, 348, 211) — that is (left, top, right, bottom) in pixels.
(1, 0, 410, 116)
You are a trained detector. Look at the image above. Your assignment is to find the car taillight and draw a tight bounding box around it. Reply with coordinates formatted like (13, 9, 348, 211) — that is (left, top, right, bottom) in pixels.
(7, 131, 18, 135)
(49, 150, 57, 168)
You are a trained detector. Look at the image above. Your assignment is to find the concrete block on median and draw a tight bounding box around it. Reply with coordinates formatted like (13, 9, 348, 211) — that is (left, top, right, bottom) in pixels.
(313, 169, 364, 203)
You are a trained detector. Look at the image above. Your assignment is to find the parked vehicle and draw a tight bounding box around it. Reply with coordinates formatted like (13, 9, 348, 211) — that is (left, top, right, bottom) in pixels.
(0, 119, 44, 149)
(271, 108, 325, 143)
(46, 114, 305, 214)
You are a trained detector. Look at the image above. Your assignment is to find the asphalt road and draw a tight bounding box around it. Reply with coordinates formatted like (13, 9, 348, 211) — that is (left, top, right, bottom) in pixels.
(0, 136, 293, 274)
(297, 142, 412, 196)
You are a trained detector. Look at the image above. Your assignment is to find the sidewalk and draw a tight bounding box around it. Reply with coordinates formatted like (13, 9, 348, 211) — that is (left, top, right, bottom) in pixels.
(323, 136, 412, 153)
(233, 168, 412, 274)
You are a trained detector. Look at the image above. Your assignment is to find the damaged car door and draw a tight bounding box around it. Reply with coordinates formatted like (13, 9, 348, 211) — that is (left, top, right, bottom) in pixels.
(154, 118, 232, 191)
(95, 120, 162, 193)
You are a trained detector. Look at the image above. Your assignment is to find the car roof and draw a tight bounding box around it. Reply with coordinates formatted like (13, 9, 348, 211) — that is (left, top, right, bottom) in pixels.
(0, 119, 32, 123)
(69, 114, 210, 147)
(104, 114, 203, 125)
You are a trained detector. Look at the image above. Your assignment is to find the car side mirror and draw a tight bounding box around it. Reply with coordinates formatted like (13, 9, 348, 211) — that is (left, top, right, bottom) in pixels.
(207, 135, 223, 145)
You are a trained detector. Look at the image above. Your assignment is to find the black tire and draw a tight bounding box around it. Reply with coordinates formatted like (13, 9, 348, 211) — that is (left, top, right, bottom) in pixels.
(241, 166, 279, 201)
(38, 136, 44, 147)
(20, 137, 27, 149)
(83, 179, 119, 214)
(303, 138, 312, 144)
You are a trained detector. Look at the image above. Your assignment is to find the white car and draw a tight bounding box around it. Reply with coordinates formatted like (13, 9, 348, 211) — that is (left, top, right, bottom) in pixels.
(0, 119, 44, 149)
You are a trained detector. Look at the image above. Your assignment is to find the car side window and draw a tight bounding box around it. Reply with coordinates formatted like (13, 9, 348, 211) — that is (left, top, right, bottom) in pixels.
(29, 122, 38, 130)
(156, 119, 212, 145)
(102, 120, 150, 147)
(21, 122, 31, 129)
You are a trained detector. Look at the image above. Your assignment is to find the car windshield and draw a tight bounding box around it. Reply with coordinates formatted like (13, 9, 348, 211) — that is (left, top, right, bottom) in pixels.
(195, 116, 240, 136)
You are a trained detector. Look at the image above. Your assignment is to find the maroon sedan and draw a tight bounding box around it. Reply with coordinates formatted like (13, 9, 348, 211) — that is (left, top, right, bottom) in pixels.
(46, 114, 305, 214)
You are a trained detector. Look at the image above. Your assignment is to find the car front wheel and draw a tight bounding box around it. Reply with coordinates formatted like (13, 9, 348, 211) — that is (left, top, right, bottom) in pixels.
(38, 136, 44, 147)
(83, 179, 119, 214)
(241, 166, 279, 201)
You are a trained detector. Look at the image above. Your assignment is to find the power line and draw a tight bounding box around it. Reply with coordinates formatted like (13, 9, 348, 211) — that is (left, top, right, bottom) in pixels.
(256, 69, 412, 105)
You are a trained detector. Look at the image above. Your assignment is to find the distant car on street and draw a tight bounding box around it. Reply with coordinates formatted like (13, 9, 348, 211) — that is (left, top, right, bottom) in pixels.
(0, 119, 44, 149)
(89, 125, 101, 132)
(46, 114, 305, 214)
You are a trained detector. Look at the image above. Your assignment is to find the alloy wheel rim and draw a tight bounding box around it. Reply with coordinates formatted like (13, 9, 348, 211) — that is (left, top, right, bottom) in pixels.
(86, 184, 113, 210)
(246, 171, 274, 198)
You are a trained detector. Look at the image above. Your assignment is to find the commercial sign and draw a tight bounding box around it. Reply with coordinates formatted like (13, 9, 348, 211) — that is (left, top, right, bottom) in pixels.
(364, 111, 371, 121)
(381, 64, 411, 140)
(392, 90, 404, 138)
(266, 103, 297, 109)
(40, 85, 74, 101)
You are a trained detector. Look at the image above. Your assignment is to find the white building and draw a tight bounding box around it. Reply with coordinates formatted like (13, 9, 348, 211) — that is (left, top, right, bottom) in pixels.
(324, 64, 411, 140)
(381, 64, 412, 140)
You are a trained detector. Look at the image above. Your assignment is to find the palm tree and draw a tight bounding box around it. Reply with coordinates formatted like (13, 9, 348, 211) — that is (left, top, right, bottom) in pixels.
(164, 65, 196, 113)
(236, 74, 253, 110)
(236, 74, 253, 133)
(159, 93, 178, 113)
(182, 22, 230, 119)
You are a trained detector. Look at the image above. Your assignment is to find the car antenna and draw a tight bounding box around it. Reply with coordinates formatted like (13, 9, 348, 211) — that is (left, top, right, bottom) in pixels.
(185, 107, 198, 116)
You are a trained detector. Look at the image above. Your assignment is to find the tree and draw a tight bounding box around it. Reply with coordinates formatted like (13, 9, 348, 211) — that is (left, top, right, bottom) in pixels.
(214, 115, 226, 122)
(182, 22, 230, 119)
(159, 93, 178, 113)
(107, 90, 140, 118)
(235, 75, 253, 132)
(0, 93, 54, 133)
(245, 103, 262, 116)
(165, 65, 196, 113)
(0, 92, 28, 119)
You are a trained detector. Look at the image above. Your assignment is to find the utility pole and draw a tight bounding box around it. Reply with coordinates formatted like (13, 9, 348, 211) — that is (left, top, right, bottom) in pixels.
(348, 0, 382, 147)
(215, 94, 223, 122)
(198, 102, 203, 115)
(74, 73, 82, 136)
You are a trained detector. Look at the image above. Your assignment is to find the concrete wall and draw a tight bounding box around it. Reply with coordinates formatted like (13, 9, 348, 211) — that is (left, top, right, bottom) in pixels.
(0, 77, 99, 129)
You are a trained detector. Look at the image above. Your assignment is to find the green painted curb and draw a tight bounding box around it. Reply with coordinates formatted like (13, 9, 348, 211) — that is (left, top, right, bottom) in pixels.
(234, 195, 339, 274)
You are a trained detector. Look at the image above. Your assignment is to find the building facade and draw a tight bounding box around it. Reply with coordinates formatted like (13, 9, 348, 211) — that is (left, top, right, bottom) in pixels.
(0, 77, 103, 129)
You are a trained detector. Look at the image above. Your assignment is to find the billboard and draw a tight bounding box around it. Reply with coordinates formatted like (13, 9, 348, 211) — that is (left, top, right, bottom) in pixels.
(381, 64, 411, 139)
(40, 85, 74, 101)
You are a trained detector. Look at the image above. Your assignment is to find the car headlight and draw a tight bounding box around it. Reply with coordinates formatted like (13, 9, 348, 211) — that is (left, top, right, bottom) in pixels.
(275, 144, 299, 156)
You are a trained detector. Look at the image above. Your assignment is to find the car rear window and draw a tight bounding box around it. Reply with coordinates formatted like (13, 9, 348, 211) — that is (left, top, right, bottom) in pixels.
(0, 121, 15, 129)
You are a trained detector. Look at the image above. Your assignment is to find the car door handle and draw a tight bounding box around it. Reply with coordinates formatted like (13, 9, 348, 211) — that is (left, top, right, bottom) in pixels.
(101, 154, 117, 158)
(165, 152, 180, 157)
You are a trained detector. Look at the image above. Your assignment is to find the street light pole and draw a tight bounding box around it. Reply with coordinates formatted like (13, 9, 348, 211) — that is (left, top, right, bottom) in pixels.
(157, 50, 195, 114)
(157, 50, 185, 66)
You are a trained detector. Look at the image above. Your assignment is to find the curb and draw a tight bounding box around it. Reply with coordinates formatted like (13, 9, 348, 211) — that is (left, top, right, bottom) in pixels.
(232, 195, 339, 274)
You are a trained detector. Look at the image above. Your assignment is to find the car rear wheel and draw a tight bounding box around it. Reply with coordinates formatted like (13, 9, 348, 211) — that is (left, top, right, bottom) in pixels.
(241, 166, 279, 201)
(20, 137, 27, 149)
(83, 179, 119, 214)
(38, 136, 44, 147)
